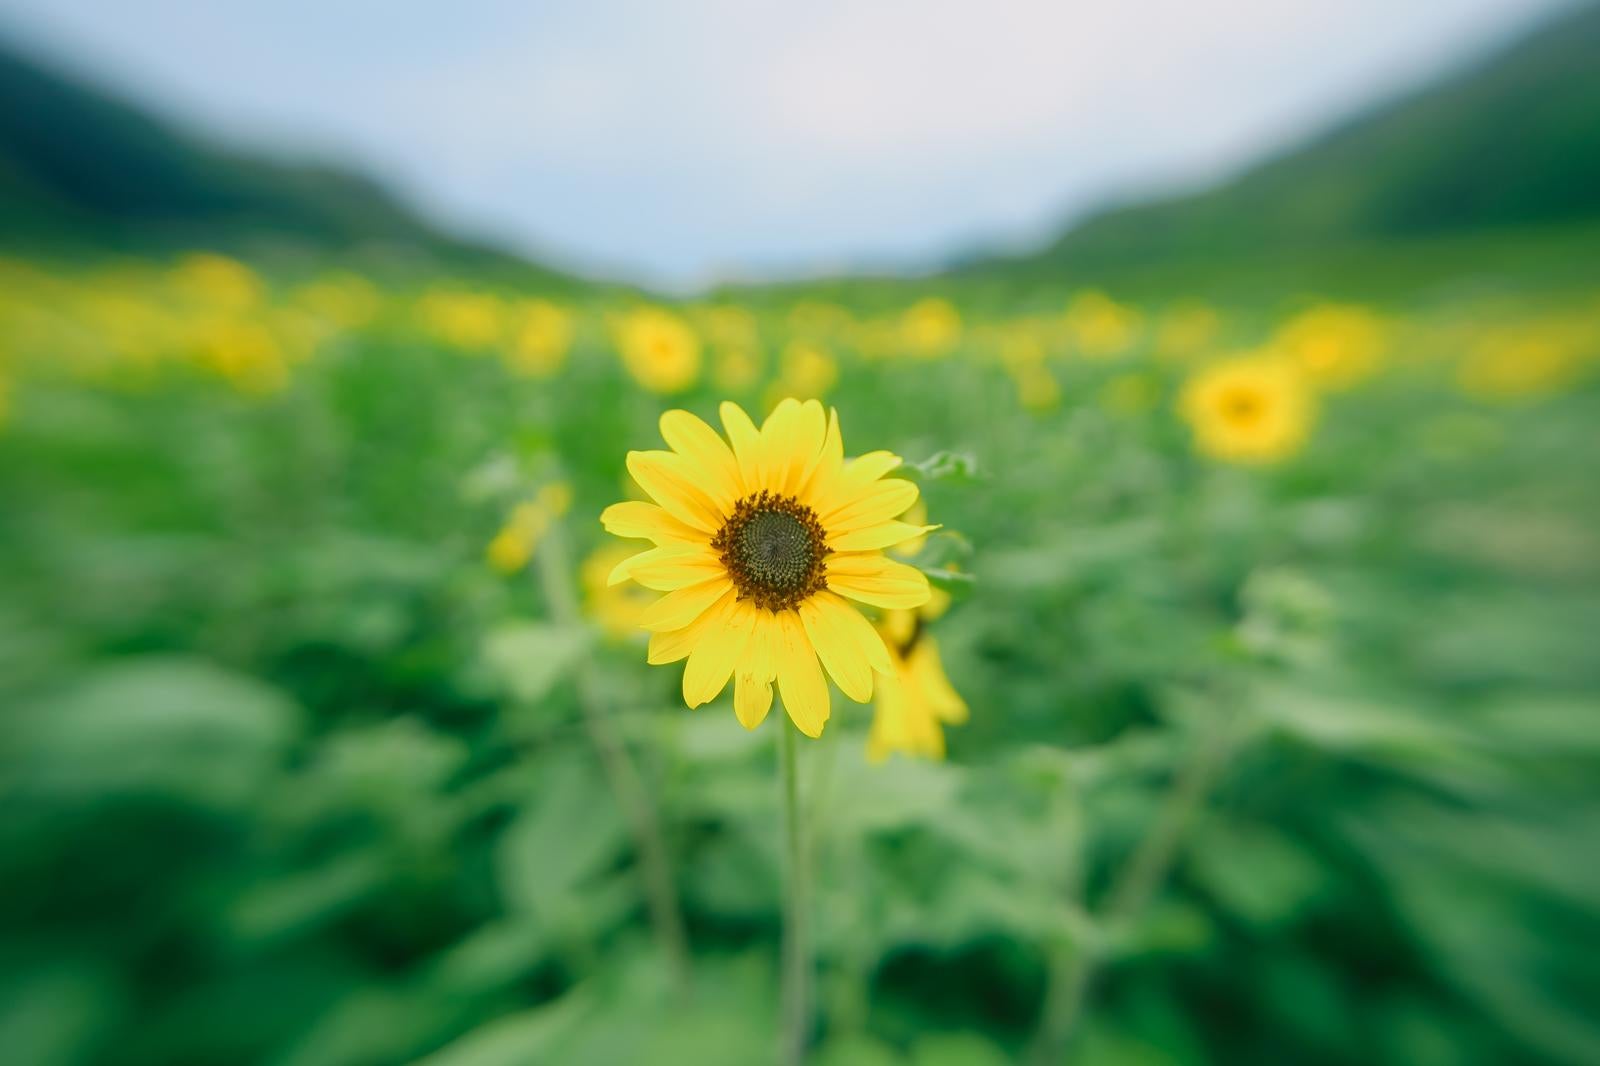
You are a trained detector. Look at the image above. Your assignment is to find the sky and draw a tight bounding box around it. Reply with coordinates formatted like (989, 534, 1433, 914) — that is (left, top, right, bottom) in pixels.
(0, 0, 1571, 289)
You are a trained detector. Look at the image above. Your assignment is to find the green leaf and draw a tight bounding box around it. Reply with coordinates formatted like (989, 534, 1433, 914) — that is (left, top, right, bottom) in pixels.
(413, 991, 592, 1066)
(906, 450, 980, 482)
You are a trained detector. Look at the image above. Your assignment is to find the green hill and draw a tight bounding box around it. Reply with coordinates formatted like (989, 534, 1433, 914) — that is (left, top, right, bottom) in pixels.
(963, 1, 1600, 278)
(0, 38, 572, 281)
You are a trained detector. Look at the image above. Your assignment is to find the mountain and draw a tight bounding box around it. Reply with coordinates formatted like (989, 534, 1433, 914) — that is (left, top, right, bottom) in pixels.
(0, 37, 572, 281)
(961, 1, 1600, 277)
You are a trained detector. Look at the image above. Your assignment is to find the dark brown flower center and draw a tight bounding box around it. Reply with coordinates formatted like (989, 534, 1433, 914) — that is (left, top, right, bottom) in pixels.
(712, 490, 828, 611)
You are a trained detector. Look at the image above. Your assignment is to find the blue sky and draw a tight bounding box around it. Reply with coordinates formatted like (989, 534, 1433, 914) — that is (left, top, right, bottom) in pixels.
(0, 0, 1570, 289)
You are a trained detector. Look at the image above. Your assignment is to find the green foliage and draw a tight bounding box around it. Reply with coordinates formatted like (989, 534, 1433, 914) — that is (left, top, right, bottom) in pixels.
(1, 154, 1598, 1066)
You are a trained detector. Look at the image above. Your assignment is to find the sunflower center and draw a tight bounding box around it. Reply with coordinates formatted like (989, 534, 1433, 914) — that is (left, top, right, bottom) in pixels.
(712, 490, 828, 612)
(1221, 387, 1264, 425)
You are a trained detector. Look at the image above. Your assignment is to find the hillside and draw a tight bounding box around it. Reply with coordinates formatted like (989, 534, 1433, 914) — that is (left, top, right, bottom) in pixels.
(0, 38, 572, 281)
(963, 1, 1600, 277)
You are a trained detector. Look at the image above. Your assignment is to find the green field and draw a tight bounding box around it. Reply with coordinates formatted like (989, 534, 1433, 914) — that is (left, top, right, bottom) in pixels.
(1, 224, 1597, 1066)
(4, 4, 1600, 1062)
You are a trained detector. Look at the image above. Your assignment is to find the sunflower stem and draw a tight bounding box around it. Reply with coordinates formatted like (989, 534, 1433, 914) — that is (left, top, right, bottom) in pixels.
(778, 719, 811, 1066)
(1030, 716, 1236, 1064)
(534, 517, 693, 994)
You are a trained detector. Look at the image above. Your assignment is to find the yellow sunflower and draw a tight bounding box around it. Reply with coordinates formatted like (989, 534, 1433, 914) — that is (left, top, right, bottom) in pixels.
(601, 399, 936, 737)
(1273, 303, 1385, 390)
(1180, 355, 1315, 464)
(615, 307, 701, 393)
(867, 596, 967, 762)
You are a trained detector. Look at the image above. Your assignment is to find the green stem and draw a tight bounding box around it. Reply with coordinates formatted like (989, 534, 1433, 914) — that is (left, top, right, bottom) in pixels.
(535, 519, 693, 992)
(779, 720, 810, 1066)
(1030, 720, 1236, 1064)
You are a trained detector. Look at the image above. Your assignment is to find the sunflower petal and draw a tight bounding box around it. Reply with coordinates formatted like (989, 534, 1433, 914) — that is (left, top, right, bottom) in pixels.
(790, 401, 831, 491)
(798, 407, 844, 509)
(660, 409, 740, 510)
(720, 401, 763, 494)
(814, 450, 904, 519)
(607, 547, 659, 587)
(828, 521, 939, 553)
(629, 547, 724, 591)
(733, 611, 779, 729)
(647, 586, 736, 663)
(759, 398, 803, 493)
(626, 450, 724, 532)
(799, 595, 873, 703)
(827, 553, 931, 610)
(823, 477, 920, 534)
(912, 640, 969, 724)
(734, 672, 773, 729)
(775, 610, 830, 737)
(813, 590, 893, 675)
(600, 500, 703, 545)
(682, 596, 756, 708)
(638, 576, 733, 632)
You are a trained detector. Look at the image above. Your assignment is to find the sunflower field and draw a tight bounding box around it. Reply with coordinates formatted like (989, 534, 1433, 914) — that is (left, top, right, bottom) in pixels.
(1, 235, 1598, 1066)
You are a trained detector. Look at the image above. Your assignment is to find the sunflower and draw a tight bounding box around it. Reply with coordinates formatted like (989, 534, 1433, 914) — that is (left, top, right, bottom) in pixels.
(867, 594, 967, 762)
(601, 399, 936, 737)
(581, 544, 657, 639)
(1180, 355, 1315, 464)
(616, 307, 701, 393)
(1273, 303, 1385, 390)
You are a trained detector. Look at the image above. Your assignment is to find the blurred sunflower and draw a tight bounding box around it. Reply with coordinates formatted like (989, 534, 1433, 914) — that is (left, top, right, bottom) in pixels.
(418, 286, 506, 350)
(1065, 289, 1142, 358)
(868, 597, 967, 762)
(486, 483, 572, 574)
(504, 299, 573, 378)
(899, 298, 962, 357)
(1274, 303, 1385, 390)
(581, 544, 657, 639)
(616, 307, 701, 393)
(1181, 355, 1314, 464)
(170, 252, 263, 312)
(776, 341, 838, 400)
(601, 399, 936, 737)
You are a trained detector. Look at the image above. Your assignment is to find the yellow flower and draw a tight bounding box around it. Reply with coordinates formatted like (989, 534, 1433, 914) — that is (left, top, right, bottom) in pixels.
(296, 272, 381, 329)
(712, 347, 762, 393)
(170, 253, 263, 312)
(899, 298, 962, 357)
(1457, 325, 1585, 401)
(1274, 304, 1385, 390)
(1013, 364, 1060, 413)
(777, 341, 838, 399)
(193, 318, 289, 395)
(582, 544, 657, 639)
(486, 483, 572, 574)
(1180, 355, 1315, 464)
(1155, 301, 1220, 360)
(486, 527, 534, 574)
(700, 305, 759, 350)
(419, 287, 506, 350)
(867, 609, 967, 762)
(601, 399, 937, 737)
(1065, 290, 1141, 358)
(787, 301, 852, 339)
(997, 325, 1048, 370)
(893, 501, 931, 559)
(505, 299, 574, 378)
(616, 308, 701, 393)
